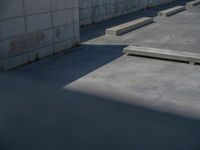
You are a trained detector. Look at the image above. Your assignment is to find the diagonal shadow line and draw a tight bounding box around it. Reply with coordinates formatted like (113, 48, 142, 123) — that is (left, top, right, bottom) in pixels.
(0, 74, 200, 150)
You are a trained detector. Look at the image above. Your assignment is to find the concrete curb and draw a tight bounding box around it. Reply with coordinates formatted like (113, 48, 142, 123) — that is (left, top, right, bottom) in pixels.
(123, 46, 200, 64)
(158, 6, 186, 17)
(106, 17, 153, 36)
(186, 0, 200, 9)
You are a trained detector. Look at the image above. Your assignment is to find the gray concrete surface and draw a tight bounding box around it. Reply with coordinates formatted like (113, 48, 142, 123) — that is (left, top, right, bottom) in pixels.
(158, 6, 186, 16)
(123, 45, 200, 64)
(8, 1, 200, 119)
(65, 4, 200, 119)
(186, 0, 200, 8)
(2, 1, 200, 149)
(79, 0, 174, 26)
(1, 75, 200, 150)
(106, 17, 153, 36)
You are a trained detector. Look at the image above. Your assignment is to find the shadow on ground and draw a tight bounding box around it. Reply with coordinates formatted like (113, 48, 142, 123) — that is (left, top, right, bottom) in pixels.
(9, 44, 127, 87)
(0, 75, 200, 150)
(80, 0, 189, 42)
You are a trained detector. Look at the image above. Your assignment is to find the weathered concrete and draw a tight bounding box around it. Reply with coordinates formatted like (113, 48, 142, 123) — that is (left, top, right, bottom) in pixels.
(106, 17, 153, 36)
(0, 0, 80, 70)
(6, 0, 200, 119)
(1, 75, 200, 150)
(123, 45, 200, 64)
(79, 0, 174, 26)
(186, 0, 200, 8)
(158, 6, 185, 16)
(2, 2, 200, 149)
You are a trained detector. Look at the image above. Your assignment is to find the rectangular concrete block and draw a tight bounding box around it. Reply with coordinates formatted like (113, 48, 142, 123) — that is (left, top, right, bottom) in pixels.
(186, 0, 200, 9)
(123, 46, 200, 64)
(106, 17, 153, 36)
(158, 6, 186, 17)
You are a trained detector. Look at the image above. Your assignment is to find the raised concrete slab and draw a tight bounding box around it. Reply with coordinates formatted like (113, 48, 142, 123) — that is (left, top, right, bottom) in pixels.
(106, 17, 153, 36)
(186, 0, 200, 8)
(123, 46, 200, 64)
(158, 6, 186, 17)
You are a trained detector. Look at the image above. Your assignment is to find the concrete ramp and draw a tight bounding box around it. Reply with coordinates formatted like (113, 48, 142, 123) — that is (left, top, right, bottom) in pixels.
(106, 17, 153, 36)
(186, 0, 200, 8)
(123, 46, 200, 64)
(158, 6, 185, 16)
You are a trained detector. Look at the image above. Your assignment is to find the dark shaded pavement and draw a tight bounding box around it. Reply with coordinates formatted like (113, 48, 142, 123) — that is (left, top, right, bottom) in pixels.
(0, 75, 200, 150)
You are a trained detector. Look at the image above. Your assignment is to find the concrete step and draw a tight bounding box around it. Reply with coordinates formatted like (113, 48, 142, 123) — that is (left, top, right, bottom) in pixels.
(158, 6, 186, 17)
(186, 0, 200, 8)
(106, 17, 153, 36)
(123, 46, 200, 64)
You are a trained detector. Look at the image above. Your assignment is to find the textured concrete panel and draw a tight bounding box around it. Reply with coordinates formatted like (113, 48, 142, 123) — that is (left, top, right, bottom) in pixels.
(0, 0, 24, 20)
(0, 17, 26, 40)
(24, 0, 51, 15)
(26, 13, 52, 32)
(123, 46, 200, 64)
(79, 0, 173, 26)
(0, 0, 79, 70)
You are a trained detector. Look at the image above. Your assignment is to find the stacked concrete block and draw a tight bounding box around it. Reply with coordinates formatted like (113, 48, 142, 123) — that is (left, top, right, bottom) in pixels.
(79, 0, 174, 26)
(0, 0, 80, 70)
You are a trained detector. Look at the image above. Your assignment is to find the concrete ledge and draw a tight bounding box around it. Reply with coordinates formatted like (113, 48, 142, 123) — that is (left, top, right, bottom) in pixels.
(186, 0, 200, 8)
(158, 6, 186, 17)
(106, 17, 153, 36)
(123, 46, 200, 64)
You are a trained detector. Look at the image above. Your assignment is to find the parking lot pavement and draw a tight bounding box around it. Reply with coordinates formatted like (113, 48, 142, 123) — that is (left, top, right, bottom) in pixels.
(10, 2, 200, 119)
(65, 5, 200, 119)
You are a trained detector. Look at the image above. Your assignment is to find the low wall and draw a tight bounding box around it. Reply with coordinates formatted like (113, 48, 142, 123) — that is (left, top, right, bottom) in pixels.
(79, 0, 173, 26)
(0, 0, 80, 70)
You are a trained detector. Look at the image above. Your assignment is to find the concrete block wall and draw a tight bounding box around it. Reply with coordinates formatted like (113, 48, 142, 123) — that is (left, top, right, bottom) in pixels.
(79, 0, 173, 26)
(0, 0, 80, 70)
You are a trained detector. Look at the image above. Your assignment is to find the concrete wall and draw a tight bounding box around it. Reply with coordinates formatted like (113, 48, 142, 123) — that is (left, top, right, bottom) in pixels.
(79, 0, 173, 26)
(0, 0, 175, 70)
(0, 0, 80, 70)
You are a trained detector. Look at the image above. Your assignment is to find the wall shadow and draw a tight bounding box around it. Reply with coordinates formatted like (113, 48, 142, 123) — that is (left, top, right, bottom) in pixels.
(80, 0, 190, 42)
(0, 75, 200, 150)
(9, 44, 127, 88)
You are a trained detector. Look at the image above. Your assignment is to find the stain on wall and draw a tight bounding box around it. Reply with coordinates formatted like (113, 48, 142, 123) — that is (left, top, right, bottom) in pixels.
(0, 0, 80, 70)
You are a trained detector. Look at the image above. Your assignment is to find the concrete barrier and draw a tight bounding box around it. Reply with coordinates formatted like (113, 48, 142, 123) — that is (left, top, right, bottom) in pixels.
(123, 45, 200, 64)
(186, 0, 200, 9)
(158, 6, 186, 17)
(106, 17, 153, 36)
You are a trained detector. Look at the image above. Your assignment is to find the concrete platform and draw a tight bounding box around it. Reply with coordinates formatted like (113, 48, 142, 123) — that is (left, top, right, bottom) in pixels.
(158, 6, 186, 16)
(8, 0, 200, 120)
(186, 0, 200, 8)
(106, 17, 153, 36)
(123, 46, 200, 64)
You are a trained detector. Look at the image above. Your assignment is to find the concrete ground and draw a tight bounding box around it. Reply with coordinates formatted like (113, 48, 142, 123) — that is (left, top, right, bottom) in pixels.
(8, 1, 200, 119)
(2, 1, 200, 149)
(70, 3, 200, 119)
